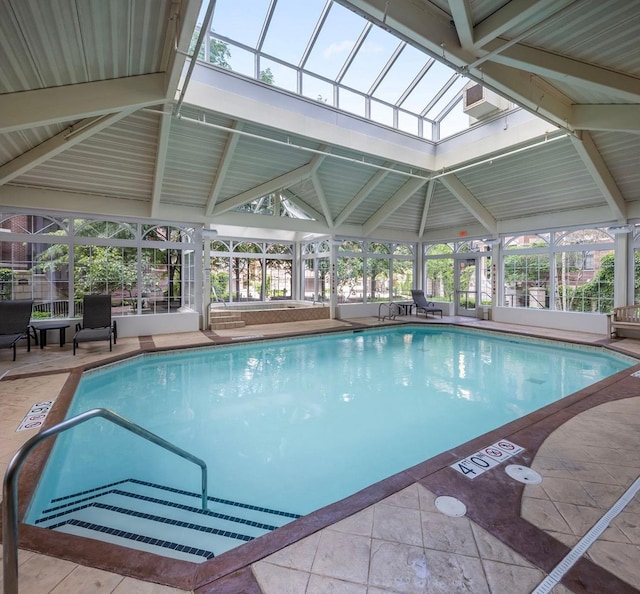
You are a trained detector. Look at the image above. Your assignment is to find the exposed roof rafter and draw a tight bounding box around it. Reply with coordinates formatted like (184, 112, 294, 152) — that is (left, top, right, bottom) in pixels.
(0, 74, 167, 134)
(205, 121, 244, 216)
(570, 131, 627, 222)
(362, 177, 427, 236)
(0, 110, 136, 186)
(439, 174, 497, 235)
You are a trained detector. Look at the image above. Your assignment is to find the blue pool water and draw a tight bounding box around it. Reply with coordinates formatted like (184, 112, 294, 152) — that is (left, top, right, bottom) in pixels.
(27, 326, 634, 533)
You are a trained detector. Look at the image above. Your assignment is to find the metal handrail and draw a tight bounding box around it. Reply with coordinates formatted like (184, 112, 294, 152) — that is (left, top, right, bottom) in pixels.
(2, 407, 208, 594)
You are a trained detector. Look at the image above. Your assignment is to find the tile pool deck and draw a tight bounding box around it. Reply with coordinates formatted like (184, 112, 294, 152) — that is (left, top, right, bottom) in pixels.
(1, 315, 639, 593)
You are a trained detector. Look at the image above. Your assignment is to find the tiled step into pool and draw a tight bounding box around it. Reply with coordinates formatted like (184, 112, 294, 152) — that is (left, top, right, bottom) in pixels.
(32, 478, 300, 562)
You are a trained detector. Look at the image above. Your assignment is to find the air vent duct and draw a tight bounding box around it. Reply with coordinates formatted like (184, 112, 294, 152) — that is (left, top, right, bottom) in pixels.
(463, 83, 509, 119)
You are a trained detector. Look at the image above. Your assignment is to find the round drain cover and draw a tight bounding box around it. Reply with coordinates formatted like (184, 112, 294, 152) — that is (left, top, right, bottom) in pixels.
(435, 496, 467, 517)
(505, 464, 542, 484)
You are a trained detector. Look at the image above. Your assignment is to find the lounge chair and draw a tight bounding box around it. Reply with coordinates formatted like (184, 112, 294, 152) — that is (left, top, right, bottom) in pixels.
(411, 290, 443, 318)
(73, 295, 117, 355)
(0, 300, 33, 360)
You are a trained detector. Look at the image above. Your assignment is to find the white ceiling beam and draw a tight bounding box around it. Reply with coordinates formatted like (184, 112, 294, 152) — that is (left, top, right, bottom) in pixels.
(0, 74, 167, 133)
(205, 121, 243, 215)
(150, 110, 173, 218)
(340, 0, 573, 130)
(0, 110, 136, 186)
(439, 174, 498, 235)
(472, 0, 574, 49)
(212, 163, 314, 215)
(334, 164, 392, 227)
(486, 42, 640, 102)
(163, 0, 202, 99)
(570, 131, 627, 222)
(310, 171, 333, 228)
(418, 180, 436, 237)
(281, 189, 326, 222)
(449, 1, 474, 50)
(362, 177, 427, 236)
(571, 105, 640, 133)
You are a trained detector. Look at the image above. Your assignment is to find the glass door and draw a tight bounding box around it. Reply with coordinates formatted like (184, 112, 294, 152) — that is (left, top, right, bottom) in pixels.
(455, 257, 479, 316)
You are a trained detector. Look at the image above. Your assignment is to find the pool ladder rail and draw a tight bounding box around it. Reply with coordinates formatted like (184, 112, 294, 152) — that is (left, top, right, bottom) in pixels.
(2, 408, 209, 594)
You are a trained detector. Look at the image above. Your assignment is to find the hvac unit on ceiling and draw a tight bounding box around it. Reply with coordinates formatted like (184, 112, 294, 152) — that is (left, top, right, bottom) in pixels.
(462, 83, 509, 119)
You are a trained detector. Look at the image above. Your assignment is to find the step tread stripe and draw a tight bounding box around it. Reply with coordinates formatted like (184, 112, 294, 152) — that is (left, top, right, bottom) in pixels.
(39, 490, 279, 531)
(50, 477, 301, 519)
(53, 518, 216, 560)
(46, 503, 256, 542)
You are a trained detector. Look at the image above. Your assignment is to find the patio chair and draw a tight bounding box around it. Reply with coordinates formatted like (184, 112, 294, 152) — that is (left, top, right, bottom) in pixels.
(73, 295, 117, 355)
(411, 289, 443, 319)
(0, 300, 33, 361)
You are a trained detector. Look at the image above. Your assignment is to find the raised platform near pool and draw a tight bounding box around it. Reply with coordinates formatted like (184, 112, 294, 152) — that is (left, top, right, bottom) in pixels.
(211, 301, 330, 326)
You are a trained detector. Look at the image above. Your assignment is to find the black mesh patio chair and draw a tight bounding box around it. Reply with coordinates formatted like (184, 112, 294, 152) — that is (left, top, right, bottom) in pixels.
(411, 289, 443, 318)
(73, 295, 117, 355)
(0, 300, 33, 361)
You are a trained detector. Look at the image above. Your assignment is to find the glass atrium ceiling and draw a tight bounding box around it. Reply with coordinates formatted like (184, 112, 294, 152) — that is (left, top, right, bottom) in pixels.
(196, 0, 473, 141)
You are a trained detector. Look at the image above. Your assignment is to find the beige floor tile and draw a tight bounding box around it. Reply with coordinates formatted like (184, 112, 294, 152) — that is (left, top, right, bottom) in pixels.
(470, 524, 535, 568)
(560, 459, 619, 485)
(586, 540, 640, 588)
(306, 574, 367, 594)
(310, 530, 371, 584)
(12, 553, 78, 594)
(252, 562, 310, 594)
(540, 477, 599, 507)
(381, 483, 421, 510)
(328, 507, 373, 537)
(579, 481, 626, 508)
(481, 559, 545, 594)
(554, 502, 630, 542)
(420, 511, 479, 556)
(612, 511, 640, 544)
(372, 502, 423, 546)
(262, 532, 321, 572)
(521, 498, 573, 534)
(49, 564, 124, 593)
(369, 540, 432, 593)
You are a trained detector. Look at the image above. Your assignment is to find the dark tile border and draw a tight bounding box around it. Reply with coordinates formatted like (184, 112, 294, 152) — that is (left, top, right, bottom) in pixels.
(2, 323, 639, 592)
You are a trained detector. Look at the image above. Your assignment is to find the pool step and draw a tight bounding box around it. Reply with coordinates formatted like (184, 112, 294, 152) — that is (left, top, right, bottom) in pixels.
(33, 478, 299, 563)
(210, 311, 246, 329)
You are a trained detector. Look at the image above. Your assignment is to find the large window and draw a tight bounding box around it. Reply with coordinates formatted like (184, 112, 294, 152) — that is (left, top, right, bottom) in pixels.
(209, 240, 293, 302)
(0, 213, 196, 317)
(502, 228, 615, 313)
(301, 240, 330, 302)
(337, 239, 414, 304)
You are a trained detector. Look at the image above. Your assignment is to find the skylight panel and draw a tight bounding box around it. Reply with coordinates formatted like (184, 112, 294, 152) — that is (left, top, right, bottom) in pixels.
(425, 77, 467, 119)
(371, 44, 426, 103)
(401, 61, 456, 113)
(301, 73, 334, 105)
(339, 25, 402, 93)
(259, 57, 297, 92)
(261, 0, 327, 65)
(303, 2, 364, 79)
(207, 0, 271, 48)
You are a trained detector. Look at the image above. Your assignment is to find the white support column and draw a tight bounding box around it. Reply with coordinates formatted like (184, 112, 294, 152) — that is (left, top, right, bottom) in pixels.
(492, 243, 501, 307)
(415, 242, 424, 291)
(615, 233, 629, 308)
(293, 242, 302, 301)
(330, 239, 337, 319)
(202, 234, 212, 329)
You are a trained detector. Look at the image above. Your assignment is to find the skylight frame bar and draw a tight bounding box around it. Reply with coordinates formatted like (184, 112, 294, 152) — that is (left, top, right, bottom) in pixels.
(396, 58, 435, 107)
(298, 0, 332, 70)
(256, 0, 278, 52)
(336, 22, 372, 84)
(420, 73, 461, 118)
(367, 41, 405, 96)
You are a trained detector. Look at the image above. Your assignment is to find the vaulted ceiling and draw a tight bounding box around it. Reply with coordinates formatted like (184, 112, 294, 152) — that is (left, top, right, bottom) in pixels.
(1, 0, 639, 241)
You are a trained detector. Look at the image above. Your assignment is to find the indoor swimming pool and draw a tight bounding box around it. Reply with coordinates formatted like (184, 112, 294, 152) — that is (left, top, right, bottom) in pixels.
(25, 326, 635, 561)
